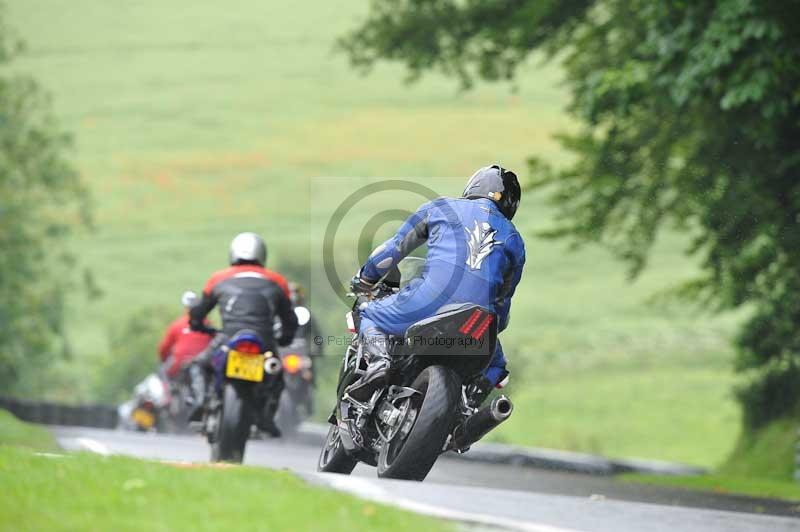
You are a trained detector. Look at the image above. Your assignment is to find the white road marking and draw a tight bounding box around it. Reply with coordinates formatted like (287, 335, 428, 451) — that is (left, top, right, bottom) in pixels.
(75, 437, 112, 456)
(315, 474, 585, 532)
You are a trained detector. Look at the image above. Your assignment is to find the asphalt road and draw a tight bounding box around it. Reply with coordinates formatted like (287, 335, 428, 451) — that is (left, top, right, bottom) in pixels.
(52, 426, 799, 532)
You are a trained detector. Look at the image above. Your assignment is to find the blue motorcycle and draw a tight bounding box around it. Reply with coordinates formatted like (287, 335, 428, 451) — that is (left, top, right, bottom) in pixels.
(203, 330, 283, 462)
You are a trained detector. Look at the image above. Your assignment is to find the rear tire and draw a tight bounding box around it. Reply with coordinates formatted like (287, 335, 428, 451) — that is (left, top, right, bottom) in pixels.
(377, 365, 460, 481)
(317, 424, 357, 474)
(214, 382, 253, 463)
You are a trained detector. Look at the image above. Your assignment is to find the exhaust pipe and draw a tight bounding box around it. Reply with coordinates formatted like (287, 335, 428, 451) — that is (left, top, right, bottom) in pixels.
(452, 395, 513, 450)
(264, 356, 282, 375)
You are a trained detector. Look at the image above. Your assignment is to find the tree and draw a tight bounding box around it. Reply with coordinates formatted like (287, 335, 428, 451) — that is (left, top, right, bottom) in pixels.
(0, 4, 90, 395)
(93, 306, 173, 404)
(340, 0, 800, 428)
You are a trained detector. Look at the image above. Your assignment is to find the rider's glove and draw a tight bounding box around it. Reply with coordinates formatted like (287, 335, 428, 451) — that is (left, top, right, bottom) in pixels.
(192, 321, 218, 336)
(350, 272, 378, 294)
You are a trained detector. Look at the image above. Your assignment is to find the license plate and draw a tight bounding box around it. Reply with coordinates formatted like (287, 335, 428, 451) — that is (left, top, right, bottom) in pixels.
(226, 350, 265, 382)
(132, 408, 155, 429)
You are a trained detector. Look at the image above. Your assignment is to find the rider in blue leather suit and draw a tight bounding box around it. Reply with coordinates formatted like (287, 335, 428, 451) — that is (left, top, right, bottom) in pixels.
(347, 165, 525, 403)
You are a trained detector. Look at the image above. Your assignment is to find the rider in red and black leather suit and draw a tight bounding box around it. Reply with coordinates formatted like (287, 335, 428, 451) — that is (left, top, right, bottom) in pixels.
(158, 291, 212, 379)
(187, 232, 298, 435)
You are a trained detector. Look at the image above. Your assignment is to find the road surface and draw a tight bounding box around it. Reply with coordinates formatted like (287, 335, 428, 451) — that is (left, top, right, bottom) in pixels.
(52, 426, 799, 532)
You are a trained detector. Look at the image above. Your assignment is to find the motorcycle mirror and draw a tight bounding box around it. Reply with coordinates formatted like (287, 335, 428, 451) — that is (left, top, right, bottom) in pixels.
(294, 306, 311, 326)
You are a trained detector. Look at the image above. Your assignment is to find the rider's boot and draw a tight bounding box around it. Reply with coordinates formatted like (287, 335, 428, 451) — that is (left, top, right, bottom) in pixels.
(257, 412, 281, 438)
(345, 329, 392, 401)
(345, 357, 390, 402)
(465, 374, 496, 408)
(186, 364, 207, 422)
(256, 392, 282, 438)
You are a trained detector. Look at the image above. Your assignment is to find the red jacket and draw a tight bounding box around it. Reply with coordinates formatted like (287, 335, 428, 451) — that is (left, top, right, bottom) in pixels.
(158, 315, 212, 377)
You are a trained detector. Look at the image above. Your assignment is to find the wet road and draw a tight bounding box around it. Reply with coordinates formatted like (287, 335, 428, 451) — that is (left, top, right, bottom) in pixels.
(52, 426, 799, 532)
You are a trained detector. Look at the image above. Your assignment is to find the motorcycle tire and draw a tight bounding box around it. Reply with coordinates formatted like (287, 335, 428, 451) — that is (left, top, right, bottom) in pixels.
(377, 365, 460, 481)
(317, 424, 357, 474)
(213, 382, 253, 463)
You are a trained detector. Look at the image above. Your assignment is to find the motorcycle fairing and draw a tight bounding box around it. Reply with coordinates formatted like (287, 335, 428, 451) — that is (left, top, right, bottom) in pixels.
(398, 303, 498, 380)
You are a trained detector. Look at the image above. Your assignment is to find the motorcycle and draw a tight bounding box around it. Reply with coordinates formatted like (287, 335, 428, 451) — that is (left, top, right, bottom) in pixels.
(275, 306, 315, 434)
(318, 257, 514, 481)
(161, 360, 194, 433)
(117, 373, 169, 433)
(202, 330, 283, 462)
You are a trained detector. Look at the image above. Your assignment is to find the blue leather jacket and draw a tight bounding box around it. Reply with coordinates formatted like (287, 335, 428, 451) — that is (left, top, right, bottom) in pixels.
(361, 197, 525, 332)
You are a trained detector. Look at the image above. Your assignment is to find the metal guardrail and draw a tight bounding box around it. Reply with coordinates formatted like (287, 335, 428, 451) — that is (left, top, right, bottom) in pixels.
(0, 396, 118, 429)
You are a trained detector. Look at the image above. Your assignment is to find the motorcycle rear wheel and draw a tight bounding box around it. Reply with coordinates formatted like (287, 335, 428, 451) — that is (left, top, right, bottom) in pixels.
(317, 424, 357, 474)
(212, 382, 253, 463)
(377, 365, 460, 481)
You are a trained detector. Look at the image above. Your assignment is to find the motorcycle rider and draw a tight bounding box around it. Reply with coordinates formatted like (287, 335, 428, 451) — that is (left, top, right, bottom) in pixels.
(187, 232, 298, 436)
(347, 165, 525, 405)
(288, 283, 324, 361)
(158, 291, 212, 379)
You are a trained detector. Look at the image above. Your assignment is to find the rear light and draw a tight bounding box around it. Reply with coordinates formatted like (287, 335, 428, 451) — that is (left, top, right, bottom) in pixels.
(459, 310, 494, 339)
(233, 340, 262, 354)
(470, 314, 494, 340)
(282, 354, 303, 375)
(459, 310, 483, 335)
(346, 312, 356, 333)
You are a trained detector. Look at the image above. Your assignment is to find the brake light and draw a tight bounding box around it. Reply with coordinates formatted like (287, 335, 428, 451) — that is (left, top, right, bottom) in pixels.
(459, 310, 483, 335)
(346, 312, 356, 333)
(282, 354, 302, 374)
(471, 314, 494, 340)
(459, 310, 494, 340)
(233, 340, 262, 354)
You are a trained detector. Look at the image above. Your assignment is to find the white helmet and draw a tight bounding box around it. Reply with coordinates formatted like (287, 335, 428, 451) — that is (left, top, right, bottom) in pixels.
(181, 290, 198, 308)
(229, 232, 267, 266)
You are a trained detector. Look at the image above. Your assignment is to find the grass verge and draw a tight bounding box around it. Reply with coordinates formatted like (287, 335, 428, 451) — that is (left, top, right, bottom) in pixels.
(621, 418, 800, 501)
(619, 473, 800, 502)
(0, 446, 452, 532)
(0, 409, 59, 452)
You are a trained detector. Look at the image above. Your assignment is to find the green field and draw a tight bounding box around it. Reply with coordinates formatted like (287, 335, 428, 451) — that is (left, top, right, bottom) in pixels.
(8, 0, 741, 467)
(621, 418, 800, 501)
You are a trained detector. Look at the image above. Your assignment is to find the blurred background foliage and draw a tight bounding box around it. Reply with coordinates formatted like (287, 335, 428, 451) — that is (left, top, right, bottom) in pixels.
(0, 4, 90, 396)
(92, 305, 173, 404)
(1, 0, 797, 471)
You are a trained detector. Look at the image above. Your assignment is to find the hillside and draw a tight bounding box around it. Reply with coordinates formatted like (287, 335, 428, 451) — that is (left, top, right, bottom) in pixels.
(8, 0, 741, 466)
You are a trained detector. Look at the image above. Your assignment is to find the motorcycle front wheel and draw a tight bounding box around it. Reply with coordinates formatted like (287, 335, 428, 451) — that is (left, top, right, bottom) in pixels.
(377, 365, 460, 481)
(317, 424, 357, 474)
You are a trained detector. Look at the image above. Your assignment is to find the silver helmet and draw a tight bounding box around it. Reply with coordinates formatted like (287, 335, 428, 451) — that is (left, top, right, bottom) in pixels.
(229, 232, 267, 266)
(463, 164, 521, 221)
(181, 290, 199, 308)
